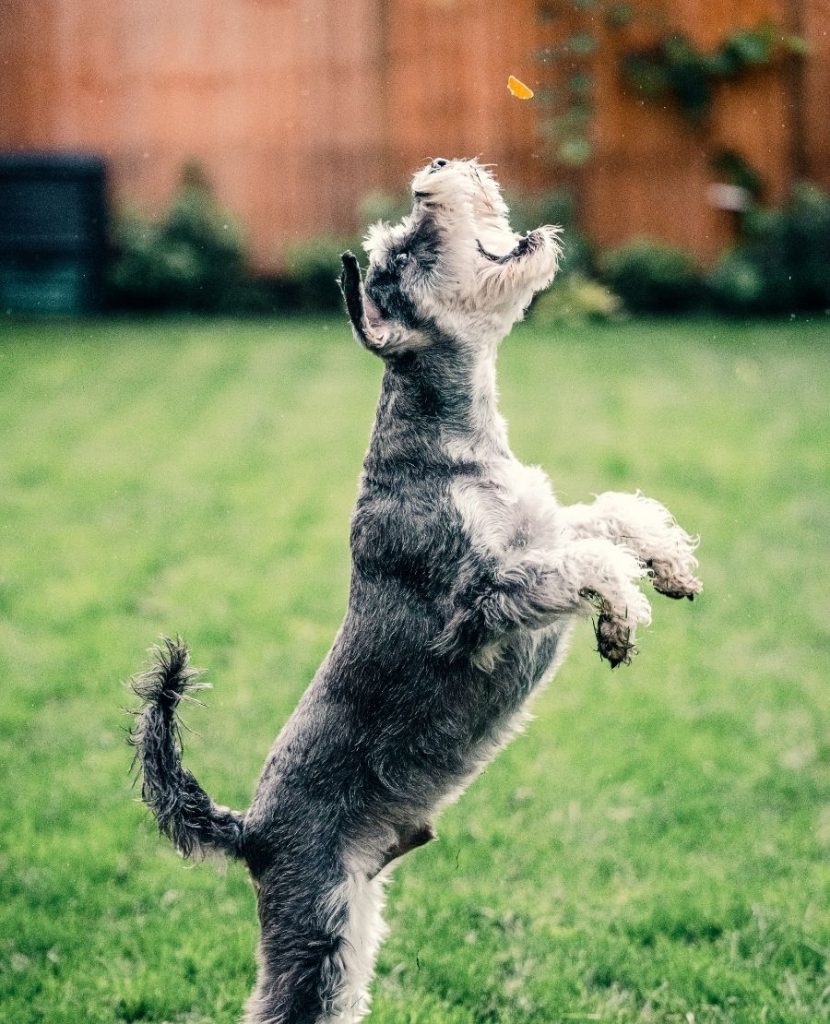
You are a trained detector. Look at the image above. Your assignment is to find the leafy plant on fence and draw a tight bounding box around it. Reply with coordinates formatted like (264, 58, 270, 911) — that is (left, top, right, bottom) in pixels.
(622, 25, 806, 122)
(534, 1, 804, 167)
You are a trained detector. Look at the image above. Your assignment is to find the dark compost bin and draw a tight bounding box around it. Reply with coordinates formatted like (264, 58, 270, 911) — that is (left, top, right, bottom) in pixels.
(0, 153, 108, 314)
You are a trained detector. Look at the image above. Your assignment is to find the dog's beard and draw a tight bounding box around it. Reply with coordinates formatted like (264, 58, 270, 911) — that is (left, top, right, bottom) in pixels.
(412, 161, 518, 253)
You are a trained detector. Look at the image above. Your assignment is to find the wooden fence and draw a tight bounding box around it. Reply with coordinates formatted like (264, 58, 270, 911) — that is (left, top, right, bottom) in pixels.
(1, 0, 827, 268)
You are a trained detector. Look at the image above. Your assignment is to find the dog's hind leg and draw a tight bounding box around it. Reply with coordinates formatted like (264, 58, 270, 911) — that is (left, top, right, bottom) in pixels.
(244, 858, 388, 1024)
(321, 866, 389, 1023)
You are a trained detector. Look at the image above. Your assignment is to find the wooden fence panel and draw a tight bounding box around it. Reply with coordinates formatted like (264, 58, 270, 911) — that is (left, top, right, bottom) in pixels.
(803, 0, 830, 184)
(1, 0, 826, 267)
(572, 0, 804, 260)
(0, 0, 389, 265)
(383, 0, 542, 195)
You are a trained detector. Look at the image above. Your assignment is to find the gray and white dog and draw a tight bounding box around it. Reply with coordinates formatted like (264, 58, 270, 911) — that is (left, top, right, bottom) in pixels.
(130, 158, 701, 1024)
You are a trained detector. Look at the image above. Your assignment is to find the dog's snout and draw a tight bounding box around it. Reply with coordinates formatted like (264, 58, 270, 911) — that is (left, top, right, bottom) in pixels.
(430, 158, 449, 172)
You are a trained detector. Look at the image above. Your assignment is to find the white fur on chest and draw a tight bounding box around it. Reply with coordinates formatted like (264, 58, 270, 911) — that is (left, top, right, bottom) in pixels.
(452, 456, 561, 560)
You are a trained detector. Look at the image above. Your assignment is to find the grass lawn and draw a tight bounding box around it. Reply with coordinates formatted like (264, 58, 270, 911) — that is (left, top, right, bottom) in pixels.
(1, 313, 829, 1023)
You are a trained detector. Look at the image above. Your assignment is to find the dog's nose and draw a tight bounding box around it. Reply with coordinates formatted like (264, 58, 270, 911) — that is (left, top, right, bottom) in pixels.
(430, 158, 449, 171)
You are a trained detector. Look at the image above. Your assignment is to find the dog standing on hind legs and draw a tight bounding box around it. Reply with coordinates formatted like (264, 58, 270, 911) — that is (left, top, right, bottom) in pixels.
(130, 157, 701, 1024)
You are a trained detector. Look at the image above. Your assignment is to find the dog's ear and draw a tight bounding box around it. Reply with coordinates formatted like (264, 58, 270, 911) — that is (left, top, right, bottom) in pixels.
(339, 252, 430, 358)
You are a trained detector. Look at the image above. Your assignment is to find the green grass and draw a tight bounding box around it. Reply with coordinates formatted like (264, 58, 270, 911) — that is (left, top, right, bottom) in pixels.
(1, 314, 829, 1023)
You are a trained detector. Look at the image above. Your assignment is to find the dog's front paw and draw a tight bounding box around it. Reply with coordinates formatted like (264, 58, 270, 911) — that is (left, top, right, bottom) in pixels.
(595, 608, 636, 668)
(594, 589, 652, 668)
(593, 492, 701, 603)
(579, 544, 652, 668)
(647, 525, 702, 601)
(526, 225, 563, 285)
(650, 563, 702, 601)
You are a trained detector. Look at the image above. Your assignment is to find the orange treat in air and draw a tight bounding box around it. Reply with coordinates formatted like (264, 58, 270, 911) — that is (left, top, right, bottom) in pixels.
(507, 75, 534, 100)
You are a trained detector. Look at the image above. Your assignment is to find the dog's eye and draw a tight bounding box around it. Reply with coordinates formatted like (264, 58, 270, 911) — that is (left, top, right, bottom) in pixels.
(395, 252, 411, 267)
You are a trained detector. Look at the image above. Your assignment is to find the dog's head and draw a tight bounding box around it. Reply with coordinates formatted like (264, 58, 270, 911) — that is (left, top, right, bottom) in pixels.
(340, 158, 561, 358)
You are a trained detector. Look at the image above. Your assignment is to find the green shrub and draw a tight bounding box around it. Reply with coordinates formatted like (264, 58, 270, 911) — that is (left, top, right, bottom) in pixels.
(707, 183, 830, 315)
(553, 227, 595, 280)
(706, 251, 765, 314)
(279, 236, 360, 313)
(273, 194, 406, 314)
(108, 163, 249, 312)
(532, 274, 623, 327)
(786, 183, 830, 308)
(600, 238, 703, 313)
(357, 191, 410, 232)
(509, 189, 595, 278)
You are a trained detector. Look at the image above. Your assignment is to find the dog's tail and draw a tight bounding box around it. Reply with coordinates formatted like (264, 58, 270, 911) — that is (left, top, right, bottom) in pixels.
(129, 636, 244, 860)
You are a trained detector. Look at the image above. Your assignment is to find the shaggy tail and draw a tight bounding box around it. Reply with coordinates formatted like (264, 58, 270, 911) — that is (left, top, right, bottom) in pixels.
(129, 637, 244, 860)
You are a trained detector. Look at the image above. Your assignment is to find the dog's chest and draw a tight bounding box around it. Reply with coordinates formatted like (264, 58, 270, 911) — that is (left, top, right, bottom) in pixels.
(452, 457, 559, 557)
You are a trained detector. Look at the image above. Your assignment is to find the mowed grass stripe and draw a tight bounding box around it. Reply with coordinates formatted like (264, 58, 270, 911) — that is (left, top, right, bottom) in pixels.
(0, 315, 828, 1023)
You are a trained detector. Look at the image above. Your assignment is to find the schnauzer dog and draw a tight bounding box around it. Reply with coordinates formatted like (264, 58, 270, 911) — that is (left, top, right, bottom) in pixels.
(130, 157, 700, 1024)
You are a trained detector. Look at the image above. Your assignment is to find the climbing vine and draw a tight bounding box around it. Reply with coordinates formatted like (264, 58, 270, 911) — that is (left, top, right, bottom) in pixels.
(534, 1, 805, 167)
(621, 25, 807, 122)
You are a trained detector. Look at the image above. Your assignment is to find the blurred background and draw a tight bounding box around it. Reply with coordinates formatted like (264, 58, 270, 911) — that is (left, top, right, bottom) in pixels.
(2, 5, 830, 1022)
(0, 0, 828, 318)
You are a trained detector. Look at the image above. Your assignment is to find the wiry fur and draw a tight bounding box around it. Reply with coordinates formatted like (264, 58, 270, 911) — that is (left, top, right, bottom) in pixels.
(129, 158, 701, 1024)
(130, 637, 244, 859)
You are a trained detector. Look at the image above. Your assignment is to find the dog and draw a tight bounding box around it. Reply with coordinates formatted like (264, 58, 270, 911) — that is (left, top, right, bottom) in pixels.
(130, 157, 700, 1024)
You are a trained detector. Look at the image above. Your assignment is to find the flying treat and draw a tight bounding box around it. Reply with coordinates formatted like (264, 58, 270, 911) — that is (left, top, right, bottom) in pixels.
(507, 74, 534, 100)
